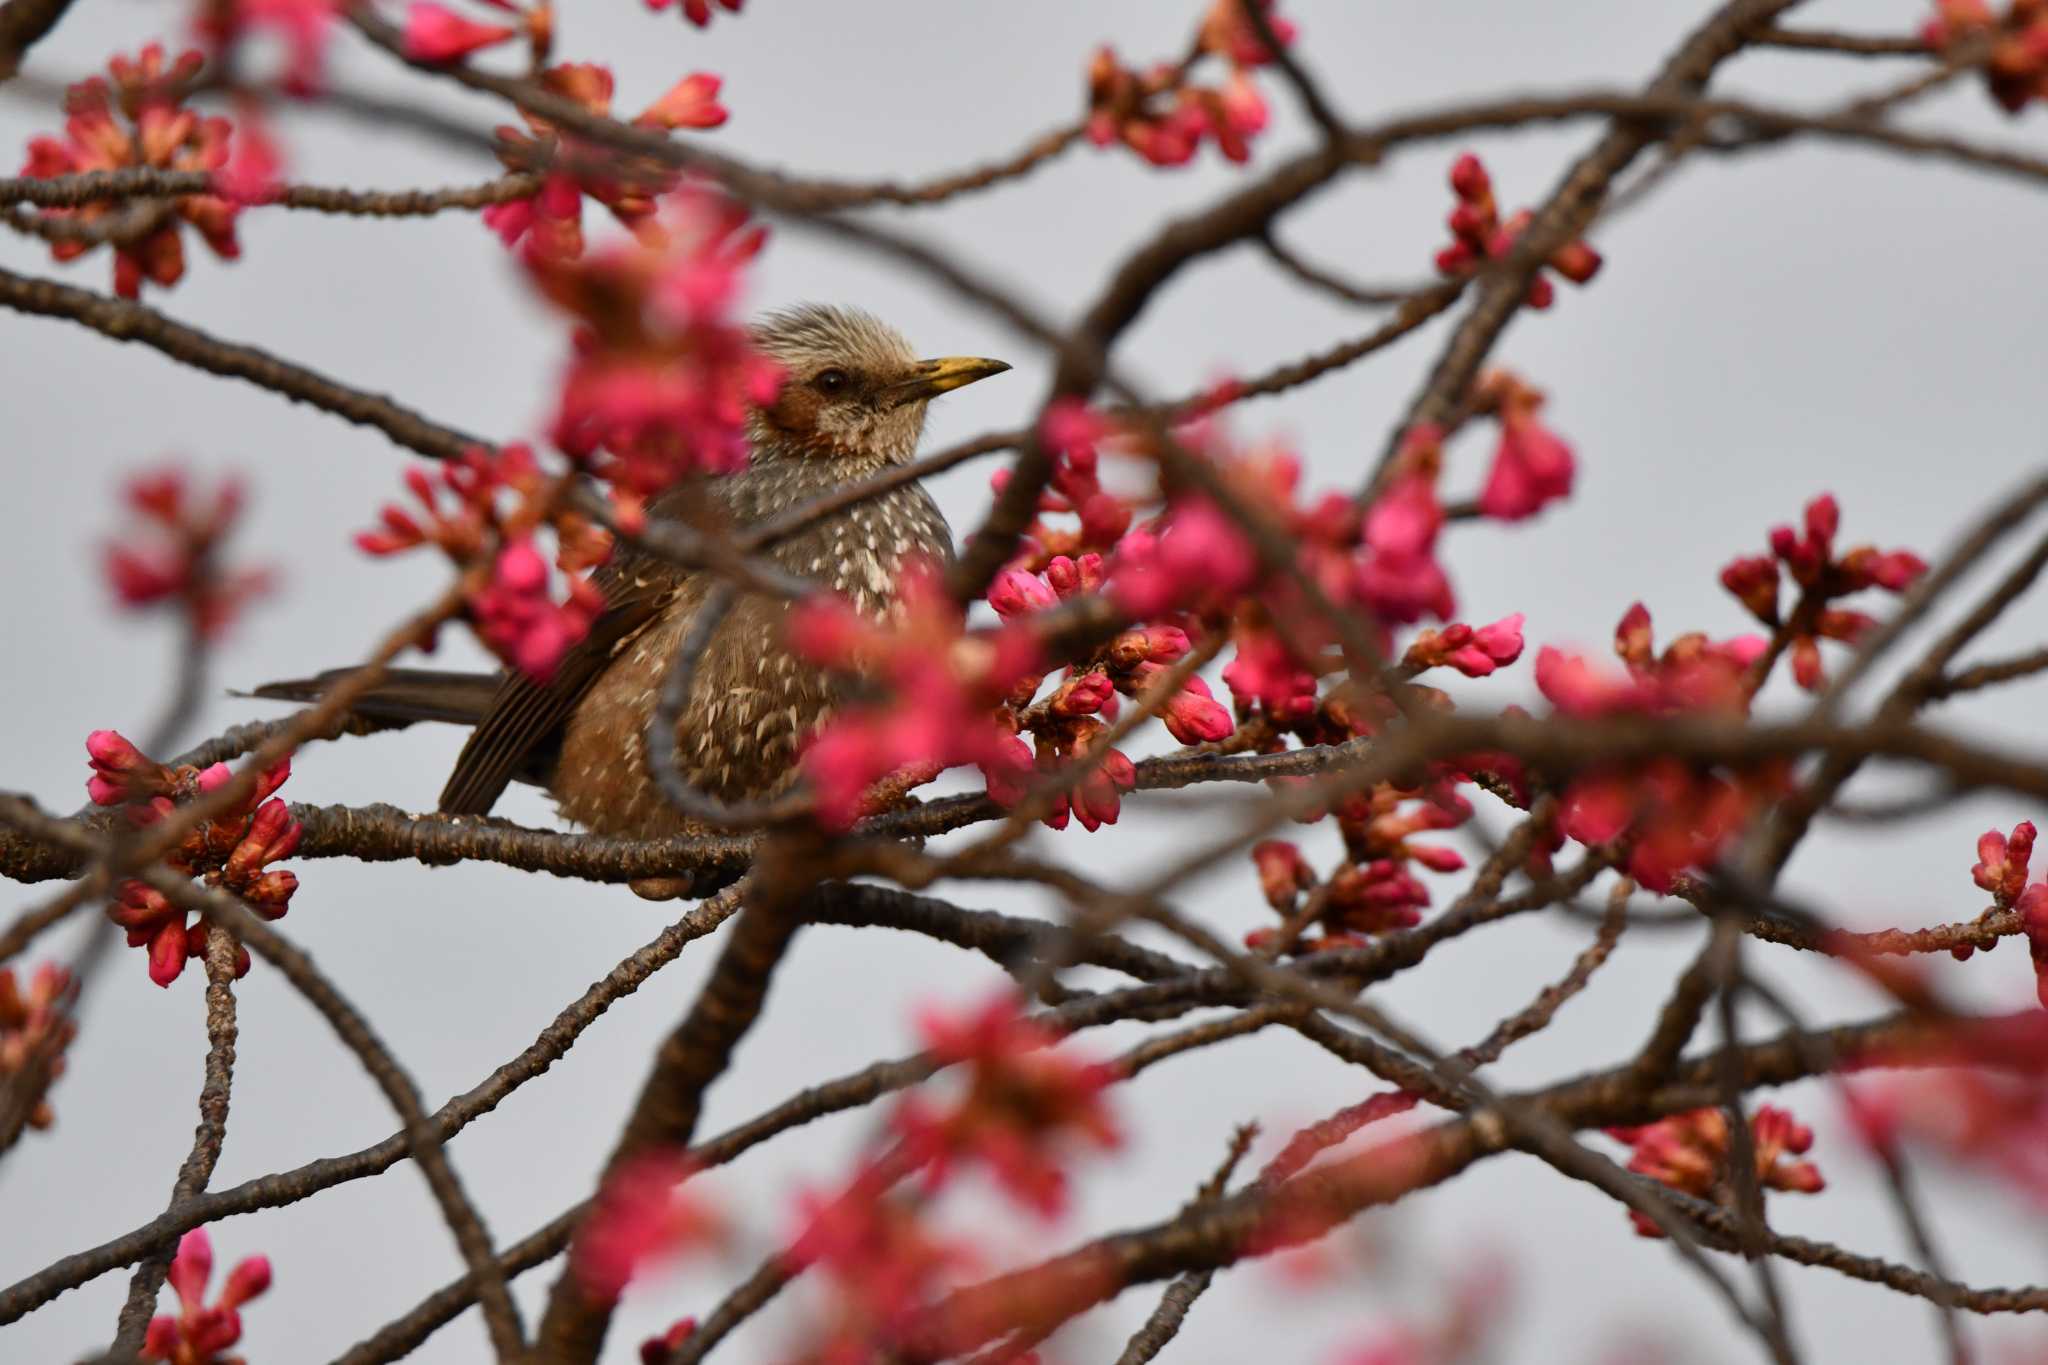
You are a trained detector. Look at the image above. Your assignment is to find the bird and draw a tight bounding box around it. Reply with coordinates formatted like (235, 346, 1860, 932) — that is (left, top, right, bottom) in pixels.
(255, 304, 1010, 869)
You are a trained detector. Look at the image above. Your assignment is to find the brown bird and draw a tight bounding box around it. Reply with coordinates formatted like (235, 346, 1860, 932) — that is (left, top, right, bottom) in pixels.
(257, 305, 1009, 863)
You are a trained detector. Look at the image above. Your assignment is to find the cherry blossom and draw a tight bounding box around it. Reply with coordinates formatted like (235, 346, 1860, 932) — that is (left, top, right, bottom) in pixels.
(792, 562, 1042, 828)
(20, 46, 242, 297)
(532, 191, 780, 522)
(1433, 153, 1601, 310)
(1923, 1, 2048, 113)
(86, 732, 298, 987)
(103, 466, 273, 639)
(1608, 1106, 1823, 1237)
(141, 1229, 271, 1364)
(574, 1150, 723, 1302)
(0, 962, 77, 1133)
(893, 994, 1121, 1217)
(1472, 371, 1575, 522)
(1719, 493, 1927, 692)
(359, 444, 610, 681)
(485, 63, 731, 262)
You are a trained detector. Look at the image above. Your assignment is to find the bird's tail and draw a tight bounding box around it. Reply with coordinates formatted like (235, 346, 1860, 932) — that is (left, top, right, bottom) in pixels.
(244, 667, 500, 730)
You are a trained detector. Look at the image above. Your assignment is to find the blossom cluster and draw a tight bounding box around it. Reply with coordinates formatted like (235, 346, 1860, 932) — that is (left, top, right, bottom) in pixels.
(0, 962, 78, 1133)
(1607, 1106, 1824, 1237)
(1085, 0, 1295, 166)
(1847, 1014, 2048, 1208)
(1719, 493, 1927, 691)
(1433, 153, 1602, 310)
(359, 443, 609, 681)
(19, 46, 243, 298)
(85, 730, 301, 987)
(142, 1228, 271, 1364)
(484, 62, 729, 262)
(573, 1150, 725, 1303)
(893, 994, 1122, 1216)
(788, 395, 1546, 835)
(781, 994, 1120, 1361)
(104, 465, 273, 639)
(1527, 604, 1778, 892)
(790, 563, 1044, 829)
(1971, 820, 2048, 1004)
(1244, 777, 1474, 952)
(1923, 0, 2048, 113)
(530, 191, 779, 522)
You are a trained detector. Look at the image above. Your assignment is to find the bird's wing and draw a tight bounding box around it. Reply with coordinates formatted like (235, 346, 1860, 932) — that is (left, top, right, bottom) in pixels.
(436, 557, 678, 816)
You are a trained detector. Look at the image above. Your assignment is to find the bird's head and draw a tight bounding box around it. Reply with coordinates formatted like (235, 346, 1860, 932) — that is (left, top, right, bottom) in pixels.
(748, 304, 1010, 465)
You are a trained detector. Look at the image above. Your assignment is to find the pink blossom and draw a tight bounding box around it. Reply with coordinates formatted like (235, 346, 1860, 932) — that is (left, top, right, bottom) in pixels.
(1976, 820, 2037, 906)
(1433, 153, 1598, 308)
(1607, 1107, 1822, 1237)
(574, 1150, 722, 1302)
(211, 103, 283, 205)
(470, 538, 604, 681)
(20, 46, 241, 298)
(1356, 472, 1454, 625)
(1198, 0, 1298, 66)
(0, 962, 78, 1133)
(86, 729, 176, 806)
(895, 994, 1121, 1216)
(1478, 405, 1574, 521)
(1252, 840, 1313, 910)
(793, 565, 1042, 828)
(1110, 499, 1257, 617)
(400, 3, 515, 62)
(1222, 631, 1317, 719)
(1156, 673, 1234, 743)
(141, 1228, 270, 1363)
(788, 1170, 978, 1358)
(1726, 492, 1927, 691)
(535, 193, 780, 501)
(1402, 613, 1525, 678)
(104, 466, 272, 638)
(987, 566, 1057, 620)
(635, 73, 729, 130)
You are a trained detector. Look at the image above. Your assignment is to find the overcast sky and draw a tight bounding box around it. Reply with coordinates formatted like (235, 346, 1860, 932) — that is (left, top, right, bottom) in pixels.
(5, 1, 2048, 1361)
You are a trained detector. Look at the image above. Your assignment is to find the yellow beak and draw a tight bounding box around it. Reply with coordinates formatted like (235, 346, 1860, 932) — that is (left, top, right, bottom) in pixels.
(886, 356, 1012, 407)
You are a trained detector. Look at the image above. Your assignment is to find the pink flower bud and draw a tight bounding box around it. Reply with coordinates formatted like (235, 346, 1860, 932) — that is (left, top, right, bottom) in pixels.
(148, 919, 190, 987)
(168, 1229, 212, 1307)
(1050, 672, 1115, 718)
(1448, 152, 1489, 200)
(1407, 843, 1466, 873)
(1434, 242, 1476, 275)
(988, 567, 1056, 620)
(1160, 675, 1234, 744)
(1252, 840, 1311, 910)
(1805, 493, 1840, 549)
(85, 729, 171, 806)
(401, 3, 516, 62)
(1719, 554, 1780, 625)
(1549, 239, 1603, 284)
(220, 1255, 272, 1309)
(979, 735, 1035, 808)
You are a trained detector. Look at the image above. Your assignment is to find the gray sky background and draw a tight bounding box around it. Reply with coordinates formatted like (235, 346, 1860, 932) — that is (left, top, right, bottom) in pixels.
(4, 0, 2048, 1360)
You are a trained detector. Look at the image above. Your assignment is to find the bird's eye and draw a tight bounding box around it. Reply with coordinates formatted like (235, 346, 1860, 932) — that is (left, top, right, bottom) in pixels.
(812, 368, 851, 396)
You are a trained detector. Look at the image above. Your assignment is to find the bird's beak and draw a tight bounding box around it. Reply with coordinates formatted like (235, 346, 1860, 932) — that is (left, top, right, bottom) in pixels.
(885, 356, 1012, 407)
